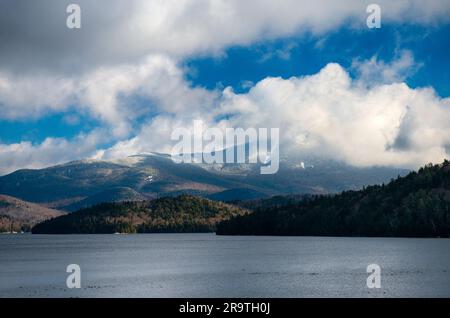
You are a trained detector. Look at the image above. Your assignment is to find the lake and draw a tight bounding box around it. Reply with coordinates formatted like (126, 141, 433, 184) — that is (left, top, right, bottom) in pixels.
(1, 233, 450, 297)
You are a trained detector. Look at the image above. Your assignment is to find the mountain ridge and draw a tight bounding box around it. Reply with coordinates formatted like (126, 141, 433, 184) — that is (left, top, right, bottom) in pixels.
(0, 153, 410, 210)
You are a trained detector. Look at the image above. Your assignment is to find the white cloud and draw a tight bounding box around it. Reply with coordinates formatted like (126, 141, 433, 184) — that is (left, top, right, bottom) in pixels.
(98, 62, 450, 170)
(0, 130, 108, 175)
(98, 116, 188, 159)
(212, 63, 450, 168)
(351, 50, 421, 86)
(0, 72, 77, 118)
(0, 55, 216, 136)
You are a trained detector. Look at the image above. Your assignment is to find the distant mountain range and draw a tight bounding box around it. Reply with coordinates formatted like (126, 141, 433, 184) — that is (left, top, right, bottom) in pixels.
(62, 187, 148, 212)
(0, 153, 409, 212)
(0, 195, 65, 232)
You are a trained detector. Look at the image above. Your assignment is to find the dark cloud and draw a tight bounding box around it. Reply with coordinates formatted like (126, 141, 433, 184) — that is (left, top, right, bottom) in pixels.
(1, 0, 450, 75)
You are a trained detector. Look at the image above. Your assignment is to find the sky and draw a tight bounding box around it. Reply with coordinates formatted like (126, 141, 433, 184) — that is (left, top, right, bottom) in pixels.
(0, 0, 450, 175)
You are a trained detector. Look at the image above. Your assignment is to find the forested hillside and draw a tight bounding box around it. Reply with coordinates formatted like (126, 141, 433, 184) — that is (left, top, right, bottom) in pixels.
(0, 195, 65, 232)
(32, 195, 248, 234)
(217, 161, 450, 237)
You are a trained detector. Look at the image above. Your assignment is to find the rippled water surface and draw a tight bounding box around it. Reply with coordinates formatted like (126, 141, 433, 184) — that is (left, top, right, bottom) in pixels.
(1, 233, 450, 297)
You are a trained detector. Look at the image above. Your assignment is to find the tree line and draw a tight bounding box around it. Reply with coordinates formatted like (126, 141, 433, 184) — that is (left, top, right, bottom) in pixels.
(217, 161, 450, 237)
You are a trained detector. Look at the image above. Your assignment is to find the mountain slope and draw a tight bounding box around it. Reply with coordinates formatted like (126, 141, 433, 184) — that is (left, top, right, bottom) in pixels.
(0, 195, 65, 232)
(217, 160, 450, 237)
(0, 153, 409, 210)
(62, 187, 148, 212)
(32, 195, 249, 234)
(207, 188, 269, 202)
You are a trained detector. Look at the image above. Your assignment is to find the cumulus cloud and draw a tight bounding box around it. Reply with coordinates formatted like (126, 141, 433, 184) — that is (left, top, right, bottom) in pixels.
(0, 130, 108, 175)
(351, 50, 421, 86)
(96, 62, 450, 169)
(213, 64, 450, 168)
(0, 55, 216, 136)
(74, 60, 450, 171)
(97, 116, 193, 160)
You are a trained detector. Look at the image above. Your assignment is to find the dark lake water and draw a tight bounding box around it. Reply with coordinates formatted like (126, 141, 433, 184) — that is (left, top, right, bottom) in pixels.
(1, 233, 450, 297)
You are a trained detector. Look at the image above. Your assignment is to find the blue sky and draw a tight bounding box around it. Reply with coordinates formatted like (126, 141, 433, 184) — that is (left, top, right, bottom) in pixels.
(2, 23, 449, 145)
(185, 24, 450, 97)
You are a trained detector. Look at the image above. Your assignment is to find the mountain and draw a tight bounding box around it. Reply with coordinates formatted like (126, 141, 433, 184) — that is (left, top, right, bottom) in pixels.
(0, 195, 65, 232)
(216, 160, 450, 237)
(0, 153, 409, 211)
(62, 187, 148, 212)
(232, 194, 310, 210)
(206, 188, 269, 202)
(31, 195, 248, 234)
